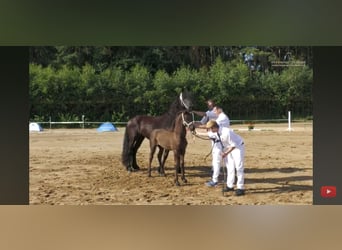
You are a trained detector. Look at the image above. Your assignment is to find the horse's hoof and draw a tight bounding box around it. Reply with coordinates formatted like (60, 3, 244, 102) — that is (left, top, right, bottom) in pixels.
(133, 166, 140, 171)
(159, 173, 165, 177)
(128, 167, 139, 172)
(183, 178, 188, 183)
(175, 182, 180, 186)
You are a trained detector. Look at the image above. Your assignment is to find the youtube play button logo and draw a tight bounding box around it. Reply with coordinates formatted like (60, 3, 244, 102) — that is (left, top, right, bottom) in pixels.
(321, 186, 337, 198)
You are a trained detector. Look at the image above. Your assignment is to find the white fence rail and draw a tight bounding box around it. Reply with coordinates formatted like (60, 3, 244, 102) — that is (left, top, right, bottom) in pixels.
(30, 111, 308, 131)
(36, 121, 127, 129)
(30, 115, 129, 129)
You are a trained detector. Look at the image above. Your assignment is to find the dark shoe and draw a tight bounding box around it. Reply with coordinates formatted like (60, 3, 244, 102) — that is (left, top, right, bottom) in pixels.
(235, 189, 245, 196)
(206, 180, 218, 187)
(222, 186, 234, 192)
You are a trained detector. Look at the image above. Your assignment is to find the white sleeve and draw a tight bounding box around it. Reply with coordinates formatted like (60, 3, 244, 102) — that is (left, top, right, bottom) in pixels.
(200, 115, 208, 124)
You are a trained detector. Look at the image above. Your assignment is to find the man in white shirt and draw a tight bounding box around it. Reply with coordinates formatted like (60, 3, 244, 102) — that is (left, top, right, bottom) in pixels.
(205, 120, 245, 196)
(213, 105, 230, 128)
(194, 99, 218, 128)
(206, 105, 230, 145)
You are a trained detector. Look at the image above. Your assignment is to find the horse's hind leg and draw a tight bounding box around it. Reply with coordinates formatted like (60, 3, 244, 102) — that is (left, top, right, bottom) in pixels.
(157, 146, 167, 176)
(157, 147, 163, 174)
(132, 135, 144, 171)
(148, 145, 157, 177)
(157, 147, 167, 176)
(122, 126, 136, 172)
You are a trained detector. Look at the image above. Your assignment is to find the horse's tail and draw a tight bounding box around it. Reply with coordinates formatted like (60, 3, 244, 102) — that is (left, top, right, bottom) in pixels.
(121, 122, 131, 168)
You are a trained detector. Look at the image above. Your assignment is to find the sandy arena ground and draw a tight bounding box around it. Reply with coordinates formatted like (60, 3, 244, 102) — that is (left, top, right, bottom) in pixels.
(29, 123, 312, 205)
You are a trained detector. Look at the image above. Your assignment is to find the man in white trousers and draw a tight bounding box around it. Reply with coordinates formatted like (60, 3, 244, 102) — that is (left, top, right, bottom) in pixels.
(205, 120, 246, 196)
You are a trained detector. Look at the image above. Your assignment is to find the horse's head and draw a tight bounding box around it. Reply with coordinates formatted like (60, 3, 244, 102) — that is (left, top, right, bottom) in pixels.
(179, 88, 194, 111)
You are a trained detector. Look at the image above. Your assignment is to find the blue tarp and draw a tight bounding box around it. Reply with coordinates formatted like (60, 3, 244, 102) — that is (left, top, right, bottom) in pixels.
(97, 122, 118, 132)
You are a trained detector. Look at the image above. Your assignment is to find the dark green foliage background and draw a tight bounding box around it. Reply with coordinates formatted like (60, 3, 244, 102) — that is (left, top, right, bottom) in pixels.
(29, 46, 312, 122)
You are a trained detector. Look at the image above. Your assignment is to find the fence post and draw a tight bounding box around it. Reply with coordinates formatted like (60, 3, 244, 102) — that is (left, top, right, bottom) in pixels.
(287, 111, 293, 131)
(82, 115, 85, 129)
(49, 116, 51, 129)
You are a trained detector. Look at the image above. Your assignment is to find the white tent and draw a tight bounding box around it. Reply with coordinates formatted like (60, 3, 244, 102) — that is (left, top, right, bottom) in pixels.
(29, 122, 43, 132)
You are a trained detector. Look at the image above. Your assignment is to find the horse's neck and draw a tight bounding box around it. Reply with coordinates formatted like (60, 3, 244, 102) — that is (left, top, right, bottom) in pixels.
(159, 98, 184, 129)
(160, 104, 182, 129)
(173, 116, 186, 138)
(168, 99, 183, 116)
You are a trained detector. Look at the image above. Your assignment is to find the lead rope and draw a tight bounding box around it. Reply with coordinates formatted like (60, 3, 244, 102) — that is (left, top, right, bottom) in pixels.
(190, 129, 215, 159)
(182, 113, 222, 170)
(182, 112, 196, 144)
(204, 141, 214, 160)
(217, 132, 226, 197)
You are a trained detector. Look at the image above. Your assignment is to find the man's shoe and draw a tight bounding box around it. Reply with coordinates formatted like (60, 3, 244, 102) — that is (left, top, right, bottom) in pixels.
(222, 186, 234, 192)
(206, 180, 218, 187)
(235, 189, 245, 196)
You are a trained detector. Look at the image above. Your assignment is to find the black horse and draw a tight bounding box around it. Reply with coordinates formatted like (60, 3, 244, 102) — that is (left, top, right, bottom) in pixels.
(121, 89, 194, 172)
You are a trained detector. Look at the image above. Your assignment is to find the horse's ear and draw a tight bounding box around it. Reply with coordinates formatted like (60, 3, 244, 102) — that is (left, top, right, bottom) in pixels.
(180, 87, 191, 97)
(179, 87, 194, 111)
(178, 87, 186, 100)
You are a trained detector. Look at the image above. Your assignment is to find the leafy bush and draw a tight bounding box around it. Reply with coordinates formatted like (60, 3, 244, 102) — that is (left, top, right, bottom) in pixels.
(29, 47, 313, 122)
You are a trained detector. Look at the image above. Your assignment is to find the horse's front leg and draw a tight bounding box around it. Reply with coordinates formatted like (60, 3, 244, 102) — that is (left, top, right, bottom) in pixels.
(174, 152, 180, 186)
(180, 153, 187, 183)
